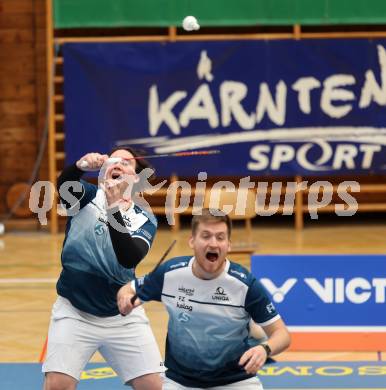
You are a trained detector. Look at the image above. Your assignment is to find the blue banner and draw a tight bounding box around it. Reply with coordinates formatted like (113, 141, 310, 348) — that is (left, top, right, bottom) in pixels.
(63, 39, 386, 176)
(251, 254, 386, 328)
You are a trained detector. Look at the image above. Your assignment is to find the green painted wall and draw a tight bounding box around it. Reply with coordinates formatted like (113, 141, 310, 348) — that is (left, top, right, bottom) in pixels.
(53, 0, 386, 28)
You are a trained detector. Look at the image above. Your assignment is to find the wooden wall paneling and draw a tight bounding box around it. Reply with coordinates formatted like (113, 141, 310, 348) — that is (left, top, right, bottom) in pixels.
(34, 0, 49, 188)
(0, 101, 35, 115)
(0, 0, 37, 216)
(45, 0, 58, 233)
(0, 186, 9, 212)
(0, 12, 35, 29)
(0, 126, 36, 142)
(0, 142, 37, 171)
(0, 0, 34, 14)
(0, 59, 36, 77)
(0, 83, 35, 100)
(0, 113, 35, 128)
(0, 28, 34, 43)
(0, 42, 34, 59)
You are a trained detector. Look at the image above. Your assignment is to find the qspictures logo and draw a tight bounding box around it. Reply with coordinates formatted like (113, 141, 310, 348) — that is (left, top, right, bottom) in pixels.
(29, 172, 361, 228)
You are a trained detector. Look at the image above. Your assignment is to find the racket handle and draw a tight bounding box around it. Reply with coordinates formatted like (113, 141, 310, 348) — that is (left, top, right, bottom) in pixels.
(130, 293, 138, 305)
(120, 293, 138, 317)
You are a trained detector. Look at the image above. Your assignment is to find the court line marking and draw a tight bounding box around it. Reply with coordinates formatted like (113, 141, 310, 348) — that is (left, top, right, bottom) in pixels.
(0, 278, 56, 283)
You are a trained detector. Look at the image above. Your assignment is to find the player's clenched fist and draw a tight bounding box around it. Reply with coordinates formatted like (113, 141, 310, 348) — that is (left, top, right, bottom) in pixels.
(76, 152, 108, 171)
(117, 284, 140, 315)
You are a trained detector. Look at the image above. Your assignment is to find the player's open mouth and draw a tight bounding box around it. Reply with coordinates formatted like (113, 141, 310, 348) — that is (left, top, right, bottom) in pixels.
(111, 171, 122, 180)
(205, 252, 219, 262)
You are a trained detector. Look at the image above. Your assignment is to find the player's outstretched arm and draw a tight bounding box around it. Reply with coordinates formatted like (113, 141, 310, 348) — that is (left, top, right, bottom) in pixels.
(117, 261, 166, 315)
(57, 152, 107, 210)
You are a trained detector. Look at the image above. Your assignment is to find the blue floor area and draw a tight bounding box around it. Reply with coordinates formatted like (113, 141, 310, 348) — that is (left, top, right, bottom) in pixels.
(1, 362, 385, 389)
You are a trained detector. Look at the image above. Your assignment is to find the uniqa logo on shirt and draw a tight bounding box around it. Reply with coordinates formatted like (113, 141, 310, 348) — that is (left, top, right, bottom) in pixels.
(212, 287, 230, 301)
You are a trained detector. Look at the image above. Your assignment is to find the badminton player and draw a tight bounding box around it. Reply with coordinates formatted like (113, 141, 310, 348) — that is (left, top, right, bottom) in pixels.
(42, 148, 164, 390)
(118, 208, 291, 389)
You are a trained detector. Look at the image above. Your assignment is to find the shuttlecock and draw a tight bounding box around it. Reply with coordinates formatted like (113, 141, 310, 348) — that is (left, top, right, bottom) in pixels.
(182, 16, 200, 31)
(80, 157, 121, 169)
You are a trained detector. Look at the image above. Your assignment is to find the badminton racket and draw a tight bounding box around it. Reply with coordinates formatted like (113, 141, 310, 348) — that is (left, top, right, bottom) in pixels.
(132, 149, 220, 160)
(80, 149, 220, 168)
(130, 239, 177, 304)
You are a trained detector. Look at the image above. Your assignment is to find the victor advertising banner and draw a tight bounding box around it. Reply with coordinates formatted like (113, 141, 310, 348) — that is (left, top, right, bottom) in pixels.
(251, 254, 386, 328)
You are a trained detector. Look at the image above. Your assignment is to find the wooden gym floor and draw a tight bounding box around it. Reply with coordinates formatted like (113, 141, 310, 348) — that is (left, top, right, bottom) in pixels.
(0, 216, 385, 364)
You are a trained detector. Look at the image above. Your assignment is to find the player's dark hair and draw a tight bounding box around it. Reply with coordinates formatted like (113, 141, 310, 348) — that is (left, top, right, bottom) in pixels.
(191, 208, 232, 238)
(109, 146, 155, 180)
